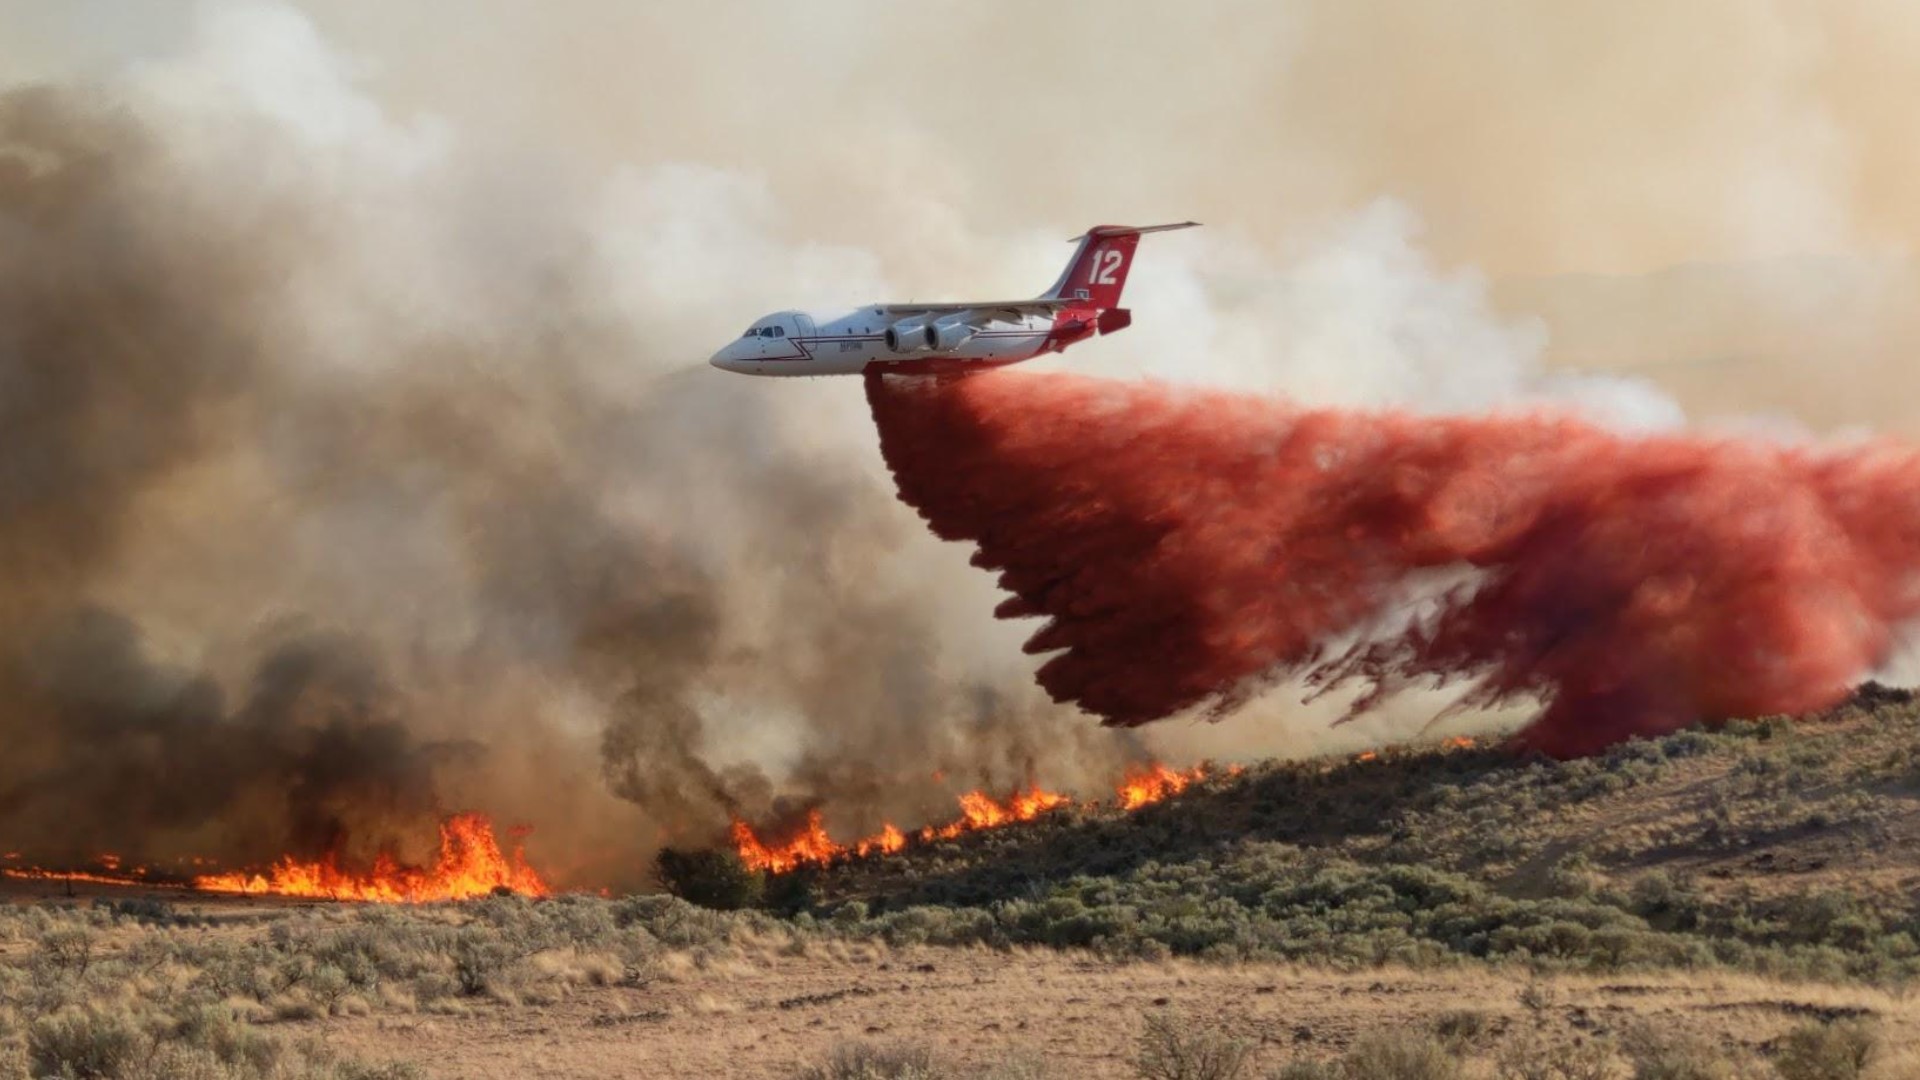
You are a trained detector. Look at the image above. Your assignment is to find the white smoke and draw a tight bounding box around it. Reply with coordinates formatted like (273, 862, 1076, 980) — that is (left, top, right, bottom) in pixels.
(1071, 198, 1685, 430)
(7, 0, 1916, 872)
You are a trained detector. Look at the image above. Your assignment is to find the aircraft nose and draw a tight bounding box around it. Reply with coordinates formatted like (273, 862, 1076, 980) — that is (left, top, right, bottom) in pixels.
(709, 345, 744, 373)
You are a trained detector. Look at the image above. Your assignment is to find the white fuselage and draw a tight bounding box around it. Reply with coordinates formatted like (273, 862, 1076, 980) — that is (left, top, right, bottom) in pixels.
(709, 307, 1061, 377)
(707, 221, 1196, 377)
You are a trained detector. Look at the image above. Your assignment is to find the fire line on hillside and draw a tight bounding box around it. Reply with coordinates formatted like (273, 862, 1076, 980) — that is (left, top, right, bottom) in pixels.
(1, 813, 548, 903)
(729, 761, 1224, 875)
(0, 746, 1478, 899)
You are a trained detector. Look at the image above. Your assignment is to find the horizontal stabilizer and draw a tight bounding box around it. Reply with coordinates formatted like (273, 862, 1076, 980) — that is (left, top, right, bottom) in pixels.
(1069, 221, 1200, 241)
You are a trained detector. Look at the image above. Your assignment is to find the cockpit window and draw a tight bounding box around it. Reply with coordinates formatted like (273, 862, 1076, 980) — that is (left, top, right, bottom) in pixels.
(743, 329, 757, 338)
(771, 326, 785, 337)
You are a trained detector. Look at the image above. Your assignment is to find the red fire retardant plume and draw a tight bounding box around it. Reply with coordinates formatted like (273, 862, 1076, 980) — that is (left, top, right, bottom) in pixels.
(866, 370, 1920, 756)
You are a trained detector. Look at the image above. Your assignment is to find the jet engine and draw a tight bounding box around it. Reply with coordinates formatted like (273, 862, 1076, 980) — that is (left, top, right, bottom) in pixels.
(927, 314, 976, 352)
(885, 317, 932, 353)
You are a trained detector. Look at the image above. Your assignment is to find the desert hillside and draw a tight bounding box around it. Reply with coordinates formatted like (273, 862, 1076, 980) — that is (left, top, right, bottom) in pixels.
(798, 688, 1920, 985)
(9, 698, 1920, 1078)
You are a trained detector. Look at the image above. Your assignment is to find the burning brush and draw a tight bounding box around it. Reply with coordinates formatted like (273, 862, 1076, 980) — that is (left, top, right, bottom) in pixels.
(2, 813, 548, 903)
(730, 761, 1222, 874)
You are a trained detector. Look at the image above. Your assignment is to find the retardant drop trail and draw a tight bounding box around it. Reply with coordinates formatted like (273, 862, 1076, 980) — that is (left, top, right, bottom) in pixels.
(866, 370, 1920, 756)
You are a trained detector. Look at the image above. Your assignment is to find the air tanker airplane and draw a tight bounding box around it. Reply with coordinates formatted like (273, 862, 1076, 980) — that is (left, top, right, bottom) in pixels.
(709, 223, 1198, 376)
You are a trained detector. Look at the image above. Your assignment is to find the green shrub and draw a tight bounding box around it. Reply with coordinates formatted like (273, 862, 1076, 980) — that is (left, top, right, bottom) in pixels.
(655, 847, 765, 911)
(764, 868, 821, 916)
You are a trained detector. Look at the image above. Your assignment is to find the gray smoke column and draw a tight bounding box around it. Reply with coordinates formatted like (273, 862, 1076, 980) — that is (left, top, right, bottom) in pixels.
(0, 7, 1138, 887)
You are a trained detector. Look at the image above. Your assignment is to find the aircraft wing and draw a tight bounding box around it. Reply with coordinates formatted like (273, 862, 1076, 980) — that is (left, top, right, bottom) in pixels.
(877, 298, 1079, 319)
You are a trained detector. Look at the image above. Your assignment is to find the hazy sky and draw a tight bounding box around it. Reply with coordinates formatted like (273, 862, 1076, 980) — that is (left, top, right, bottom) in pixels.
(12, 0, 1920, 281)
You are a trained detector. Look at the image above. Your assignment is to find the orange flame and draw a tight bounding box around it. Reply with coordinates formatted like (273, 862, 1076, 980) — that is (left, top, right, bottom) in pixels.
(1350, 737, 1471, 766)
(919, 786, 1071, 841)
(2, 815, 546, 902)
(729, 809, 840, 876)
(854, 824, 906, 859)
(0, 866, 168, 889)
(193, 813, 548, 902)
(733, 763, 1219, 874)
(1116, 762, 1206, 810)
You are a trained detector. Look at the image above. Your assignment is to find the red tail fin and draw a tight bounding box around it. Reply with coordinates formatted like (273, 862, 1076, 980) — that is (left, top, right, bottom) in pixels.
(1042, 222, 1198, 309)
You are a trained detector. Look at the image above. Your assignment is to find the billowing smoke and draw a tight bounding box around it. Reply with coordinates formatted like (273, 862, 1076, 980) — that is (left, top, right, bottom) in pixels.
(0, 7, 1137, 885)
(869, 370, 1920, 756)
(10, 0, 1920, 883)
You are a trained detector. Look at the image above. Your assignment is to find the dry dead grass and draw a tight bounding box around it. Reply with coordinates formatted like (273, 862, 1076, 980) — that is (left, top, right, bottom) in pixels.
(295, 946, 1920, 1079)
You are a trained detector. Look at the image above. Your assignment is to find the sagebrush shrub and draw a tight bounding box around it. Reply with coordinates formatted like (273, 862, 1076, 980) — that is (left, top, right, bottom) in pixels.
(1619, 1026, 1738, 1080)
(1132, 1011, 1253, 1080)
(28, 1006, 144, 1080)
(1269, 1062, 1340, 1080)
(789, 1041, 946, 1080)
(1494, 1028, 1614, 1080)
(1774, 1020, 1877, 1080)
(1430, 1008, 1493, 1049)
(1336, 1032, 1462, 1080)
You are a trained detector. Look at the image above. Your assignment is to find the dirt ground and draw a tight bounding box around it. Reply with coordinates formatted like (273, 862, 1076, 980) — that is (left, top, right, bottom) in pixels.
(312, 943, 1919, 1079)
